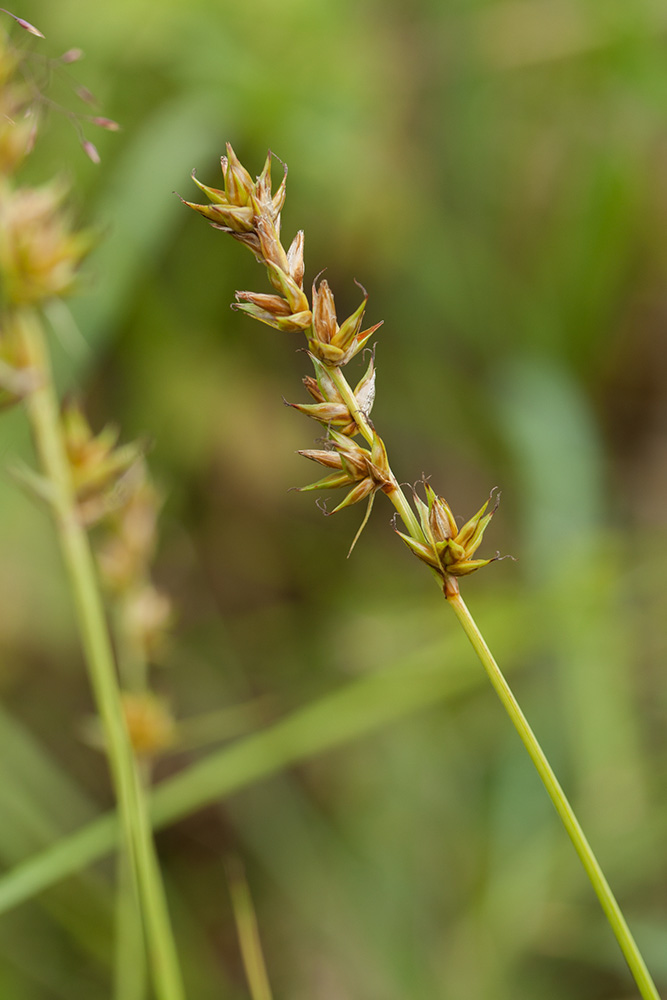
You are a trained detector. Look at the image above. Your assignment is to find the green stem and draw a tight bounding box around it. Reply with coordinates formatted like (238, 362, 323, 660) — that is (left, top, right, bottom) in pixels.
(228, 862, 274, 1000)
(447, 588, 661, 1000)
(113, 594, 151, 1000)
(16, 309, 185, 1000)
(114, 838, 147, 1000)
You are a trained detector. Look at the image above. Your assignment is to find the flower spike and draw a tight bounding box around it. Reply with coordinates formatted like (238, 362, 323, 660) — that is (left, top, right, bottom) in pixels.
(308, 277, 383, 366)
(395, 487, 501, 585)
(184, 145, 499, 576)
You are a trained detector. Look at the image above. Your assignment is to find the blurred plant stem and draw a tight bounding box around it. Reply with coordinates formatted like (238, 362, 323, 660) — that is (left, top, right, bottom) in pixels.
(447, 589, 661, 1000)
(112, 597, 151, 1000)
(15, 307, 185, 1000)
(0, 619, 491, 911)
(228, 860, 274, 1000)
(114, 843, 147, 1000)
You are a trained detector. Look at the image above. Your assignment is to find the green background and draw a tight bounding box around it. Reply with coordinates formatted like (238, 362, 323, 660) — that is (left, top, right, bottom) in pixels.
(1, 1, 667, 997)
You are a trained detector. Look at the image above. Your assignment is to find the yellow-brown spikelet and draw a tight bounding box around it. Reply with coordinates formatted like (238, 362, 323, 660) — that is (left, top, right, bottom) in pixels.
(395, 484, 500, 583)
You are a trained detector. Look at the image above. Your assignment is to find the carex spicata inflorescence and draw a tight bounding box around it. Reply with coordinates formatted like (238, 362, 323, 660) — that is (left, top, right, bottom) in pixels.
(184, 145, 501, 593)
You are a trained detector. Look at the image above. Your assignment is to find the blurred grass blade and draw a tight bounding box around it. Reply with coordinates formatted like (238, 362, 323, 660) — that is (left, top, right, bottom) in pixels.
(0, 614, 518, 914)
(227, 858, 273, 1000)
(66, 96, 227, 387)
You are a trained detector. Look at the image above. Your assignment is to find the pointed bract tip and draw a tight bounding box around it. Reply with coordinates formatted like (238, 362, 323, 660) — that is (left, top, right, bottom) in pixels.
(268, 148, 287, 172)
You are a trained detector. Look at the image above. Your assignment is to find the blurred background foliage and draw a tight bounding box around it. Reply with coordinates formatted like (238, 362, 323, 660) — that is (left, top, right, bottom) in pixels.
(1, 0, 667, 997)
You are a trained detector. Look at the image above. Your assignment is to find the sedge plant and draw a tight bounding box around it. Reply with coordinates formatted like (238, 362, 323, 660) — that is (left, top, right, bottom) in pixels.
(183, 144, 662, 1000)
(0, 19, 184, 1000)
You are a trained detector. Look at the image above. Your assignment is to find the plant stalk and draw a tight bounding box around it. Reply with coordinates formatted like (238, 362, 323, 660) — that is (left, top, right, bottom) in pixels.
(311, 341, 660, 998)
(447, 587, 661, 1000)
(16, 308, 185, 1000)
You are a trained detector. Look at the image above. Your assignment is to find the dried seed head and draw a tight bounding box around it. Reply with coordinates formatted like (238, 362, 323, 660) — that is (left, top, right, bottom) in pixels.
(223, 142, 255, 206)
(297, 428, 392, 553)
(424, 484, 458, 543)
(286, 398, 353, 429)
(184, 145, 286, 249)
(0, 182, 94, 305)
(396, 487, 501, 583)
(298, 429, 391, 498)
(311, 278, 337, 344)
(233, 291, 312, 333)
(257, 218, 289, 275)
(235, 291, 293, 317)
(121, 691, 176, 757)
(61, 400, 145, 525)
(0, 83, 36, 174)
(264, 259, 309, 313)
(309, 278, 383, 366)
(182, 189, 255, 233)
(286, 230, 305, 288)
(298, 447, 344, 471)
(253, 149, 287, 228)
(0, 314, 40, 408)
(302, 376, 324, 402)
(96, 476, 162, 593)
(124, 585, 173, 659)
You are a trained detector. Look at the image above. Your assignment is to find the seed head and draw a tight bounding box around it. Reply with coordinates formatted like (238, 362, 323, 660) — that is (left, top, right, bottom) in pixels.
(395, 484, 501, 585)
(309, 278, 383, 366)
(0, 181, 94, 305)
(298, 428, 392, 513)
(121, 691, 176, 757)
(96, 476, 162, 593)
(123, 585, 173, 660)
(61, 400, 144, 525)
(184, 144, 286, 254)
(0, 86, 36, 174)
(286, 354, 375, 435)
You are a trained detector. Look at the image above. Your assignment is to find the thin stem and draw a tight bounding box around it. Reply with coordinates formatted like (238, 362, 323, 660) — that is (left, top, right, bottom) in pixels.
(112, 596, 151, 1000)
(114, 841, 147, 1000)
(15, 308, 185, 1000)
(228, 861, 274, 1000)
(447, 588, 661, 1000)
(328, 364, 424, 541)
